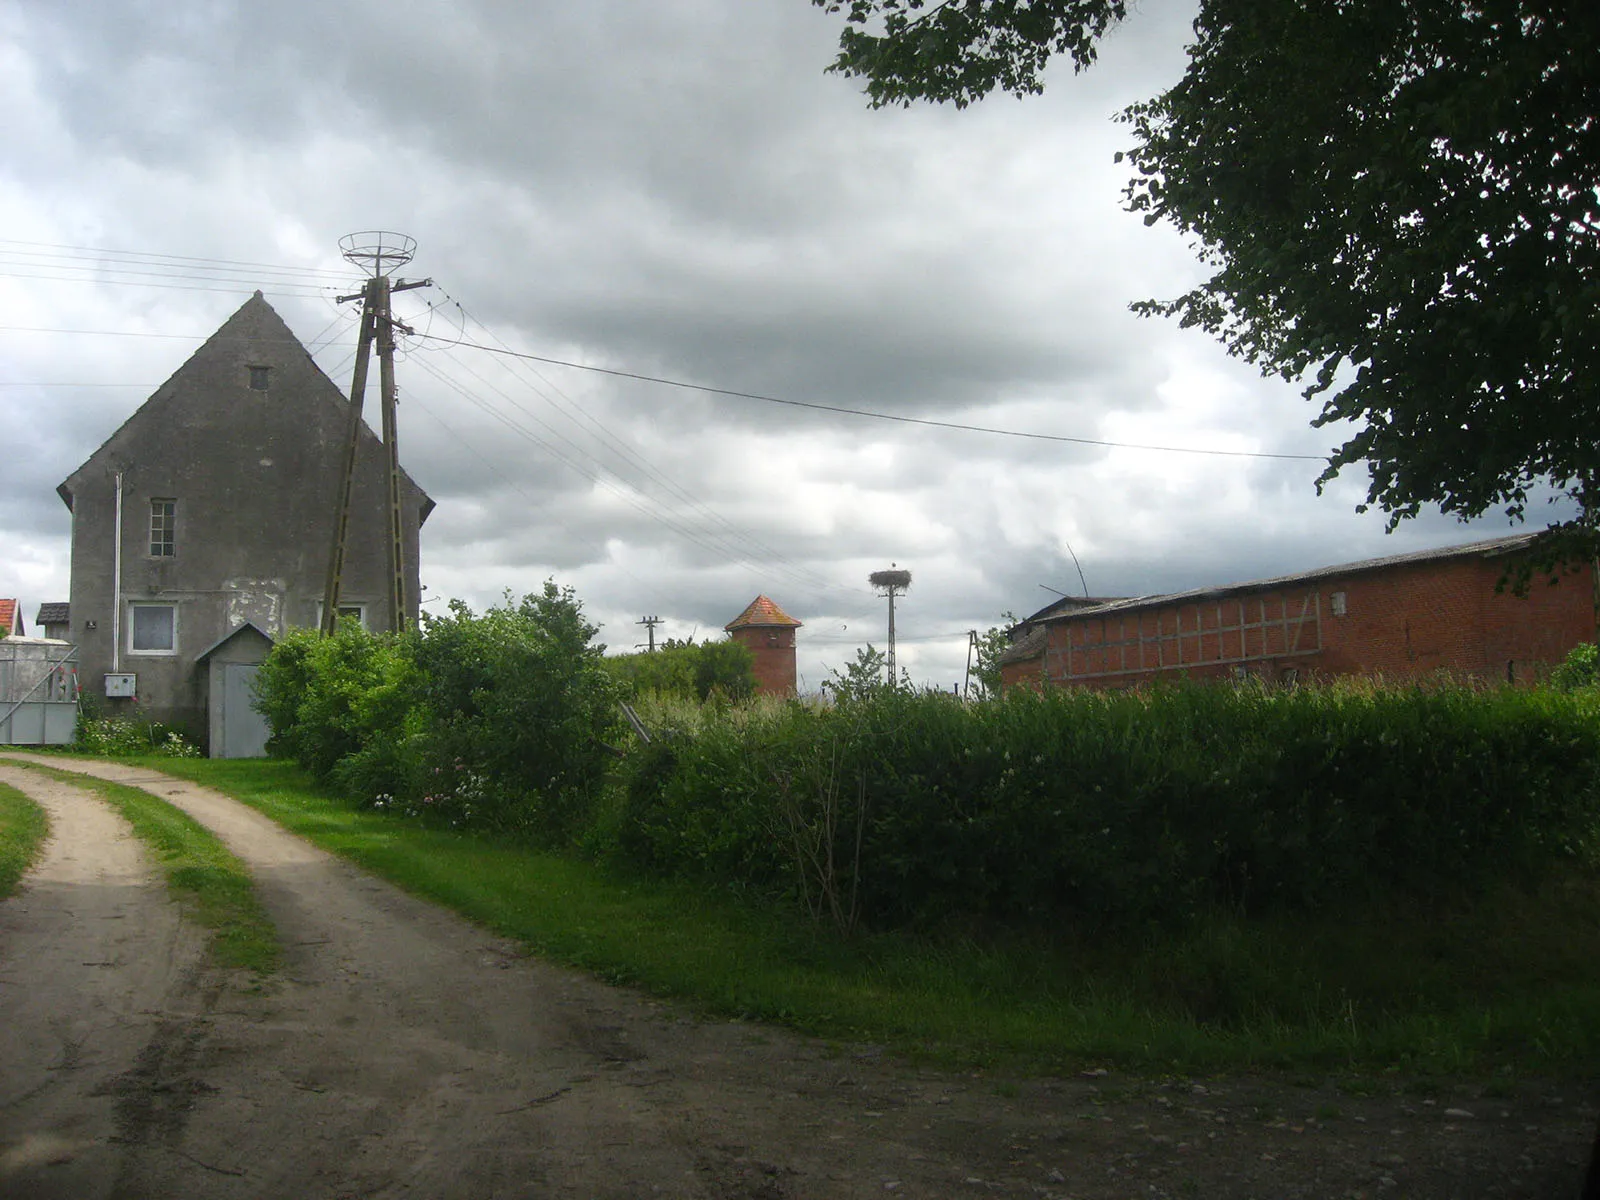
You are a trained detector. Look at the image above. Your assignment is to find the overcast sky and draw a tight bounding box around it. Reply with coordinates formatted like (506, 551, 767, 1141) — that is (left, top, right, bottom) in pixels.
(0, 1, 1550, 690)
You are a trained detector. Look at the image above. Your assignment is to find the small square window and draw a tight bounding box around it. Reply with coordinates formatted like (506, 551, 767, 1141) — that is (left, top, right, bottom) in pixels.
(1330, 590, 1348, 617)
(249, 365, 271, 390)
(129, 604, 177, 654)
(316, 602, 368, 631)
(150, 499, 175, 557)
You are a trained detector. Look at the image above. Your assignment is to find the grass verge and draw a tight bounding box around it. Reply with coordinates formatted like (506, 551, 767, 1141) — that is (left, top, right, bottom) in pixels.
(13, 761, 278, 974)
(0, 781, 49, 899)
(145, 756, 1600, 1078)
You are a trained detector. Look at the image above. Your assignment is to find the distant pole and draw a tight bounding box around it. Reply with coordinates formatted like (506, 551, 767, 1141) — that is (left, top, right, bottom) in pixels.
(963, 629, 977, 698)
(637, 615, 661, 651)
(868, 564, 913, 684)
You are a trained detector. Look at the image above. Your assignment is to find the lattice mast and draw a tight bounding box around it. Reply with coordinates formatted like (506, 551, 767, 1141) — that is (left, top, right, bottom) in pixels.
(869, 565, 912, 683)
(321, 232, 430, 636)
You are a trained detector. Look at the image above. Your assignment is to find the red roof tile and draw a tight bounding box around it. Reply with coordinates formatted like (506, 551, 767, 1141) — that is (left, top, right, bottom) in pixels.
(0, 599, 20, 636)
(725, 594, 801, 630)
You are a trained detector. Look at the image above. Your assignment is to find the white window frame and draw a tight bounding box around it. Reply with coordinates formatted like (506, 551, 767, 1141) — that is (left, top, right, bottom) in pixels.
(314, 601, 369, 631)
(128, 602, 178, 656)
(149, 498, 176, 558)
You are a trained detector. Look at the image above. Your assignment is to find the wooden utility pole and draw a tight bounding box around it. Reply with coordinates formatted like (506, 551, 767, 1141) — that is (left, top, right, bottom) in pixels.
(320, 280, 378, 636)
(375, 274, 406, 636)
(321, 232, 429, 636)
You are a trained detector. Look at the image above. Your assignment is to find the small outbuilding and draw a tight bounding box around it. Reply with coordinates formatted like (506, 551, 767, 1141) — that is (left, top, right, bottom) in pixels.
(35, 603, 70, 641)
(194, 623, 275, 759)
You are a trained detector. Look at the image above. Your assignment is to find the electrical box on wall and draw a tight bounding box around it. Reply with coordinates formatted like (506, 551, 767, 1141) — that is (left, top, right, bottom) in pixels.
(104, 673, 137, 698)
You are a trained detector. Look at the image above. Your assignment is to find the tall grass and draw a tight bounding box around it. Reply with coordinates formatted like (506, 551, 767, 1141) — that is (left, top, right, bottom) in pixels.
(0, 781, 48, 899)
(133, 756, 1600, 1075)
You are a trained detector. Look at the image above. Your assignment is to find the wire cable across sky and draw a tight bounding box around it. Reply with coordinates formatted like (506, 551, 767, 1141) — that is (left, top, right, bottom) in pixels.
(409, 330, 1330, 463)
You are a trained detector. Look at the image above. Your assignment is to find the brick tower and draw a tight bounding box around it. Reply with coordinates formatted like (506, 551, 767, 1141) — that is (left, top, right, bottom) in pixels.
(724, 595, 802, 697)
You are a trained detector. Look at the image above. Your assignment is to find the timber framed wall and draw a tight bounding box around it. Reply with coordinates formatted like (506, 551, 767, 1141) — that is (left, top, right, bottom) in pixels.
(1031, 546, 1592, 691)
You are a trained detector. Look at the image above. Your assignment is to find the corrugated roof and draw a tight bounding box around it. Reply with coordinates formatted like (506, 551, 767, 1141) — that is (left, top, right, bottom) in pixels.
(35, 602, 69, 626)
(1033, 532, 1546, 625)
(997, 623, 1048, 666)
(725, 594, 802, 630)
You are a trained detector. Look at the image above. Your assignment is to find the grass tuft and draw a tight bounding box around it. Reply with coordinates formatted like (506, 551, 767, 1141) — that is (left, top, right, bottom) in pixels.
(0, 781, 49, 899)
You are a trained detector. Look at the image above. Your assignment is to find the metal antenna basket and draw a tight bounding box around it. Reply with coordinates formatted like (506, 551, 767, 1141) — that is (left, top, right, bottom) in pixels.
(339, 230, 416, 278)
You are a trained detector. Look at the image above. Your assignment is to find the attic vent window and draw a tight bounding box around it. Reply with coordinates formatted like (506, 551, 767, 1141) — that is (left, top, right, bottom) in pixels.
(149, 499, 175, 557)
(248, 365, 271, 390)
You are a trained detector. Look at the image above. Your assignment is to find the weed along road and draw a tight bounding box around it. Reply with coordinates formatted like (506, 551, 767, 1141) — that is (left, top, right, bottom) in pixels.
(1, 756, 1595, 1198)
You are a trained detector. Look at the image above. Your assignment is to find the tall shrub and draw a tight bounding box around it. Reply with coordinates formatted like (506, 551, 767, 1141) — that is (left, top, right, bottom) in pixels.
(616, 681, 1600, 931)
(604, 637, 756, 703)
(410, 583, 622, 841)
(251, 622, 415, 780)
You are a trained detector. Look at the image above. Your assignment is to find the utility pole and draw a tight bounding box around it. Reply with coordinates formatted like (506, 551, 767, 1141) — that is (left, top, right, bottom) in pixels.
(963, 629, 978, 698)
(321, 232, 431, 636)
(868, 564, 912, 684)
(637, 615, 661, 651)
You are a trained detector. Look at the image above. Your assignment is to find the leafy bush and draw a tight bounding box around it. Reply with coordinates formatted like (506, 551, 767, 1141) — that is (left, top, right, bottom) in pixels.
(1551, 642, 1599, 691)
(250, 622, 415, 780)
(252, 585, 622, 844)
(615, 681, 1600, 932)
(75, 715, 201, 758)
(604, 637, 756, 703)
(406, 583, 622, 842)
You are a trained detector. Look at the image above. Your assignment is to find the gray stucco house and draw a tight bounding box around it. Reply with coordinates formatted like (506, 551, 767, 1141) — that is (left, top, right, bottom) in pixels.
(58, 291, 433, 752)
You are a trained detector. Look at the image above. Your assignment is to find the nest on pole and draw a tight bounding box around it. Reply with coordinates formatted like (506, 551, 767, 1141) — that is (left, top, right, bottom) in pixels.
(869, 568, 912, 591)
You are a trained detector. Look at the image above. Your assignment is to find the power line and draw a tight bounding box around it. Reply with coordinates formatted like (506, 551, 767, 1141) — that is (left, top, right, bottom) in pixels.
(396, 286, 862, 598)
(0, 239, 352, 280)
(0, 315, 1327, 463)
(404, 351, 855, 597)
(409, 331, 1328, 462)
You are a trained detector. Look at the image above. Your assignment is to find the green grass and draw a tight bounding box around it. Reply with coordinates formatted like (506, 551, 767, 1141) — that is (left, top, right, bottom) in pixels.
(133, 756, 1600, 1077)
(13, 762, 278, 974)
(0, 781, 49, 898)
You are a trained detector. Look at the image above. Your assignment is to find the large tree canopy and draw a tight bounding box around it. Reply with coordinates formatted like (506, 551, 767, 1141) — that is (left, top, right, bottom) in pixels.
(817, 1, 1600, 554)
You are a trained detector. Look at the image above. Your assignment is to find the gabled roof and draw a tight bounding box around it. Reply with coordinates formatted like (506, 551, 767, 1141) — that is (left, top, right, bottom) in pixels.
(1032, 532, 1548, 626)
(57, 291, 434, 523)
(0, 600, 23, 636)
(194, 621, 275, 663)
(725, 594, 802, 630)
(35, 602, 69, 626)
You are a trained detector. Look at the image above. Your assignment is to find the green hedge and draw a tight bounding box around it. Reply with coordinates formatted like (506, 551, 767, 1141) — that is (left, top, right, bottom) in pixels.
(252, 584, 621, 843)
(615, 682, 1600, 929)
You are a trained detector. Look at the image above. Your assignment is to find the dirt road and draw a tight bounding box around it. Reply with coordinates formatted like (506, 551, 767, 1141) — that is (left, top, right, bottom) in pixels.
(0, 755, 1594, 1198)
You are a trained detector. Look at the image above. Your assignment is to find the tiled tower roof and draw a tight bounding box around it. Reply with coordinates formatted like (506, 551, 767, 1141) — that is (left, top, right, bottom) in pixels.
(724, 594, 802, 630)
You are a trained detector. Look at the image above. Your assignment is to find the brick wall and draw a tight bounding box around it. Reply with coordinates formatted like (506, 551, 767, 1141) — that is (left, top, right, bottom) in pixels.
(1038, 554, 1592, 689)
(729, 625, 798, 696)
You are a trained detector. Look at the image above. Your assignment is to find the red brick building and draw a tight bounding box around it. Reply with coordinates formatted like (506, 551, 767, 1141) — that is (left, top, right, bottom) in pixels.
(725, 595, 801, 697)
(1000, 534, 1593, 691)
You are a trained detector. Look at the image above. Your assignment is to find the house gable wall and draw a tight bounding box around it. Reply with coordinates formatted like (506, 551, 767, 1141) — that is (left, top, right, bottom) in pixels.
(60, 293, 431, 739)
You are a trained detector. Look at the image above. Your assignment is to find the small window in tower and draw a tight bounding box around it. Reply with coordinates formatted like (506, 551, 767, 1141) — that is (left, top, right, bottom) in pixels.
(150, 499, 175, 557)
(249, 365, 271, 390)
